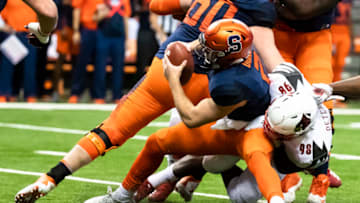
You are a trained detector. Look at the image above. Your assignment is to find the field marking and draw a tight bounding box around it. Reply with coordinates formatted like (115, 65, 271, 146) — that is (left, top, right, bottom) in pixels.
(0, 103, 172, 116)
(0, 102, 359, 116)
(0, 168, 229, 200)
(34, 150, 68, 156)
(331, 153, 360, 160)
(0, 122, 148, 140)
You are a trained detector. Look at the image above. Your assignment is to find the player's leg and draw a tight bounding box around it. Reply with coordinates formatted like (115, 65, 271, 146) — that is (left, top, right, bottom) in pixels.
(307, 162, 330, 203)
(136, 155, 205, 202)
(15, 57, 209, 202)
(86, 123, 241, 202)
(238, 128, 284, 202)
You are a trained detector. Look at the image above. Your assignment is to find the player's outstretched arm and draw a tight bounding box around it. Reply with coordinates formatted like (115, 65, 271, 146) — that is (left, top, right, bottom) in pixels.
(251, 26, 285, 73)
(331, 76, 360, 98)
(23, 0, 58, 35)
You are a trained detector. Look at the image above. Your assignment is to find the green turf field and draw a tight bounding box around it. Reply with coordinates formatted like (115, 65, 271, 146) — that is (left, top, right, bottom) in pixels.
(0, 106, 359, 202)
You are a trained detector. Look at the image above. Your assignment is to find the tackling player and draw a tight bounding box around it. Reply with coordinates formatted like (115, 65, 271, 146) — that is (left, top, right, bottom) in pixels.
(136, 69, 334, 203)
(272, 0, 344, 201)
(1, 0, 58, 46)
(84, 18, 286, 203)
(14, 0, 294, 202)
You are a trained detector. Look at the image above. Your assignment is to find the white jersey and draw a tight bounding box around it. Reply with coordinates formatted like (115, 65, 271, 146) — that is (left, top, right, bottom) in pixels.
(268, 70, 332, 170)
(281, 104, 332, 169)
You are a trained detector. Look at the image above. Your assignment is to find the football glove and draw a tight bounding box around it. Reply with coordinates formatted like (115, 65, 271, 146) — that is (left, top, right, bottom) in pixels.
(312, 83, 345, 104)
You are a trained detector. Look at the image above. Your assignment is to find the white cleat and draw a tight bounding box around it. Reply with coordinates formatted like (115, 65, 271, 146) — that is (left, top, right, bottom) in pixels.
(84, 186, 135, 203)
(269, 196, 285, 203)
(15, 174, 56, 203)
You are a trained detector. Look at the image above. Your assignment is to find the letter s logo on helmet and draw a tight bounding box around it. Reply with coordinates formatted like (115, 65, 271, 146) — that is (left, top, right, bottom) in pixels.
(198, 19, 253, 68)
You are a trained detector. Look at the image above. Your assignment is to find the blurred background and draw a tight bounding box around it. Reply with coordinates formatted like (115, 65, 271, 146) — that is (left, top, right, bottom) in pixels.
(0, 0, 359, 105)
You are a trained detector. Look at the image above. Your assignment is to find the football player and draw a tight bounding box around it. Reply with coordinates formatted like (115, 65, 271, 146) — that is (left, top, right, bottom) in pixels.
(14, 0, 294, 202)
(137, 68, 334, 203)
(1, 0, 58, 46)
(82, 19, 312, 203)
(272, 0, 344, 200)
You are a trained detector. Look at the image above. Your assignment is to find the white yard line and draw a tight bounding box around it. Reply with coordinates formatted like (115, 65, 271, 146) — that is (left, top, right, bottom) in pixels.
(0, 168, 229, 200)
(0, 103, 172, 116)
(34, 150, 68, 156)
(331, 153, 360, 160)
(0, 122, 148, 140)
(1, 102, 360, 115)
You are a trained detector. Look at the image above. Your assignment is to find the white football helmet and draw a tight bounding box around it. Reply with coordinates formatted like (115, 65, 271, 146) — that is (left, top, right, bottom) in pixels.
(264, 91, 318, 140)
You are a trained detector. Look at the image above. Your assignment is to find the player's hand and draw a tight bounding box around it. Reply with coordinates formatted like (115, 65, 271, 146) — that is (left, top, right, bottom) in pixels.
(73, 31, 81, 45)
(163, 54, 187, 83)
(25, 22, 50, 48)
(312, 83, 333, 104)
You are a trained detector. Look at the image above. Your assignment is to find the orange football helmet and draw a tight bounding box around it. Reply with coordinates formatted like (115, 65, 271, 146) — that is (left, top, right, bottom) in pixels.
(195, 19, 253, 69)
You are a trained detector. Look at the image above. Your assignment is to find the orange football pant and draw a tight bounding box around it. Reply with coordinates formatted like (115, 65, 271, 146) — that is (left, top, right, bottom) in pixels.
(274, 24, 333, 108)
(331, 24, 351, 82)
(78, 57, 209, 157)
(122, 123, 283, 201)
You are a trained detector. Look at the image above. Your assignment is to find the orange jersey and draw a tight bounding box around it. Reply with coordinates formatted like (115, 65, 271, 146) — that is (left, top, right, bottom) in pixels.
(72, 0, 104, 29)
(1, 0, 37, 32)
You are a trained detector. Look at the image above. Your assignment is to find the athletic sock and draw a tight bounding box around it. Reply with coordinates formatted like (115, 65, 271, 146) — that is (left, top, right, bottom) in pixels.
(46, 161, 72, 184)
(148, 164, 178, 187)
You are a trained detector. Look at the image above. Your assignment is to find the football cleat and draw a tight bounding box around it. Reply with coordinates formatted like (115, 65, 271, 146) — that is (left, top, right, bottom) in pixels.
(281, 173, 303, 203)
(148, 181, 176, 202)
(133, 179, 155, 202)
(84, 186, 134, 203)
(175, 176, 200, 202)
(327, 169, 342, 188)
(15, 174, 56, 203)
(307, 174, 330, 203)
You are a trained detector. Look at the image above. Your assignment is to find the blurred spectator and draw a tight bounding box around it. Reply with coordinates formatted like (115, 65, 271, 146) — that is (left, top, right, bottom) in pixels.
(331, 0, 352, 82)
(125, 17, 139, 64)
(131, 0, 159, 83)
(93, 0, 131, 103)
(152, 14, 180, 44)
(0, 0, 38, 103)
(68, 0, 103, 103)
(53, 0, 79, 101)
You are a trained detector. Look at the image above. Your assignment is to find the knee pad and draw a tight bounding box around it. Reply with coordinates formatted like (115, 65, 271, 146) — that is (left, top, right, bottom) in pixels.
(202, 155, 240, 174)
(82, 127, 113, 156)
